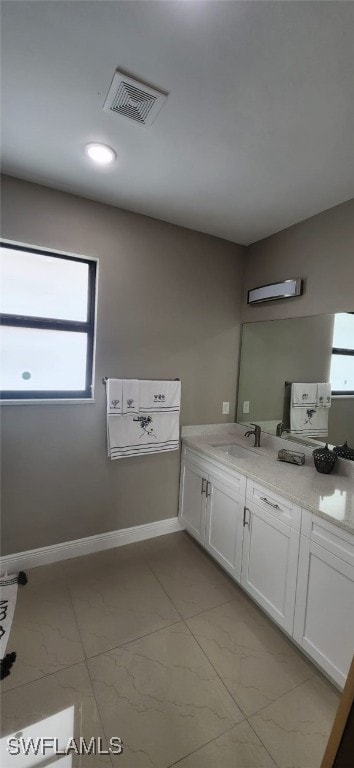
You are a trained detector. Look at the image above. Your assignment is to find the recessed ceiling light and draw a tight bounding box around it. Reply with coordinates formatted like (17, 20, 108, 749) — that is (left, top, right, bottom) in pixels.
(85, 143, 116, 165)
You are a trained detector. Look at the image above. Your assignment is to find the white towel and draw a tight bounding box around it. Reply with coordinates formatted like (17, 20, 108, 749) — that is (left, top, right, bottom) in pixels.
(140, 380, 181, 412)
(107, 412, 180, 459)
(290, 405, 328, 436)
(122, 379, 140, 414)
(106, 379, 123, 414)
(317, 382, 331, 408)
(292, 383, 317, 407)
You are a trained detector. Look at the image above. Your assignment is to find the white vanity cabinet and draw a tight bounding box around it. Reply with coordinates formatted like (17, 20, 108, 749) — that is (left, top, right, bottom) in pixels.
(179, 452, 207, 545)
(241, 480, 301, 634)
(205, 465, 245, 581)
(179, 448, 246, 581)
(293, 512, 354, 688)
(178, 442, 354, 688)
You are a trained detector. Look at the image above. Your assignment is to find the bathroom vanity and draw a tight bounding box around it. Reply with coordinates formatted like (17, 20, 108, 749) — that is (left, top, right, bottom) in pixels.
(178, 424, 354, 689)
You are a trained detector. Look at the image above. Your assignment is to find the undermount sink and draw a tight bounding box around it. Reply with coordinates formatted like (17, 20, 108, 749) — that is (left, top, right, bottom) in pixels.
(210, 442, 261, 458)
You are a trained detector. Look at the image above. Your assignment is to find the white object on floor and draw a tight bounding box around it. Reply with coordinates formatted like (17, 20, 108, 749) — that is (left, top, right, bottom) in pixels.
(122, 379, 140, 414)
(140, 379, 181, 412)
(317, 382, 332, 407)
(290, 405, 328, 436)
(106, 378, 123, 414)
(291, 383, 318, 406)
(0, 573, 18, 660)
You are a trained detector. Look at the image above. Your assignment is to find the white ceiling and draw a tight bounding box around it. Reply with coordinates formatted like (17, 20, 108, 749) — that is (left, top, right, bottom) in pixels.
(1, 1, 354, 245)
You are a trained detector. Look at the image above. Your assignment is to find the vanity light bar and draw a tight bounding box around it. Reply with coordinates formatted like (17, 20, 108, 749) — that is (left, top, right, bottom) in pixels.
(247, 278, 303, 305)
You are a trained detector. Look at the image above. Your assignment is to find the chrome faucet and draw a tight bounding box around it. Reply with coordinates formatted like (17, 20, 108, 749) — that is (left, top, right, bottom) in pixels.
(245, 423, 261, 448)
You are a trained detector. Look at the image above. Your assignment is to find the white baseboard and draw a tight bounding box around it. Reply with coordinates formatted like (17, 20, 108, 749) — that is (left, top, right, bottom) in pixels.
(0, 517, 184, 573)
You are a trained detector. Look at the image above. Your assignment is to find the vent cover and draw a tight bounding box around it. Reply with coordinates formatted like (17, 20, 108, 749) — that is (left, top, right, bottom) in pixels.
(103, 71, 167, 126)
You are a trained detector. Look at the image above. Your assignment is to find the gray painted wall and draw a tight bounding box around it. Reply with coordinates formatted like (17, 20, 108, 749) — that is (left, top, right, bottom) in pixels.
(0, 176, 245, 555)
(242, 199, 354, 323)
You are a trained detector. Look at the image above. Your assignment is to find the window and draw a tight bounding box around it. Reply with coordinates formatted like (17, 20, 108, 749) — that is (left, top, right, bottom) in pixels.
(329, 313, 354, 395)
(0, 241, 97, 400)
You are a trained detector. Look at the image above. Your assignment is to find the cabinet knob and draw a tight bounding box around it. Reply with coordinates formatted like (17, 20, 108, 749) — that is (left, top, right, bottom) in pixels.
(201, 478, 207, 495)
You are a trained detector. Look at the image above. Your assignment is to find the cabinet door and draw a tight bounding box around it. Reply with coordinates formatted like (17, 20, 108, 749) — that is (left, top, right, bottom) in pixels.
(241, 503, 300, 633)
(205, 472, 244, 582)
(179, 460, 207, 544)
(294, 537, 354, 688)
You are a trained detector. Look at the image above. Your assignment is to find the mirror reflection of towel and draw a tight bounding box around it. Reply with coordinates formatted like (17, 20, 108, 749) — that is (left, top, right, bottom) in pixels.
(317, 382, 331, 408)
(291, 383, 317, 406)
(290, 405, 328, 436)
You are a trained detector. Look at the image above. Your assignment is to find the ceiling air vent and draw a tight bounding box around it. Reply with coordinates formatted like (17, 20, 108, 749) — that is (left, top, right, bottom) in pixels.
(103, 71, 168, 126)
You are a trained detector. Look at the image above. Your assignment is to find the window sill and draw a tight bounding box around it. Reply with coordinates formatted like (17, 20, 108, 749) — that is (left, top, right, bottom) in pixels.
(0, 398, 96, 405)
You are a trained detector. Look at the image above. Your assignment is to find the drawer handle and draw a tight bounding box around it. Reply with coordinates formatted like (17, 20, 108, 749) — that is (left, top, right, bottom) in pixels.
(201, 478, 207, 495)
(243, 506, 250, 527)
(261, 496, 280, 510)
(206, 481, 211, 498)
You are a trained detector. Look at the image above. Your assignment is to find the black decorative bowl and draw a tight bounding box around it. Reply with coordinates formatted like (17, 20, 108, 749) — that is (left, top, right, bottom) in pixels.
(313, 443, 337, 474)
(333, 441, 354, 462)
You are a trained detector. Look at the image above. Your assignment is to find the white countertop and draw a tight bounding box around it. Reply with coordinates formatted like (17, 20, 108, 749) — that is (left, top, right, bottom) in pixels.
(182, 424, 354, 534)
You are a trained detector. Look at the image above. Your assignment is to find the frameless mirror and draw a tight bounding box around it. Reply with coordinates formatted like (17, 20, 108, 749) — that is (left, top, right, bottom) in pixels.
(236, 312, 354, 448)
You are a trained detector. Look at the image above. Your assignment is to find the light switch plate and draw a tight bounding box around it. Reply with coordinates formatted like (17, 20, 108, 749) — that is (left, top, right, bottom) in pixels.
(222, 401, 230, 415)
(243, 401, 250, 414)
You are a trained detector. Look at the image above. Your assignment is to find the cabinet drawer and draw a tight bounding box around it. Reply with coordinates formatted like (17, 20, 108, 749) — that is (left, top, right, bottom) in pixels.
(246, 479, 301, 531)
(301, 509, 354, 566)
(183, 446, 246, 498)
(183, 446, 213, 475)
(208, 464, 246, 498)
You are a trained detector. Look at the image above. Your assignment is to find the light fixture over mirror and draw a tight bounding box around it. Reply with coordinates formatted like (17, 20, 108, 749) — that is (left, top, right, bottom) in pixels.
(236, 311, 354, 450)
(247, 278, 303, 304)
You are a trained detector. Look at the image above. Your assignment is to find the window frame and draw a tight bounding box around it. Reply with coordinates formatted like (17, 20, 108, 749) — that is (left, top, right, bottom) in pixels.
(0, 240, 97, 401)
(331, 312, 354, 397)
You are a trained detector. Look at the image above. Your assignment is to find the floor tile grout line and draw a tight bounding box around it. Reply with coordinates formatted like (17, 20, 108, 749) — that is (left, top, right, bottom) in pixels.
(141, 559, 186, 622)
(245, 716, 281, 768)
(246, 673, 324, 721)
(66, 585, 115, 767)
(82, 617, 184, 662)
(83, 656, 115, 768)
(184, 618, 251, 721)
(184, 614, 323, 725)
(0, 658, 89, 697)
(148, 561, 244, 623)
(165, 722, 242, 768)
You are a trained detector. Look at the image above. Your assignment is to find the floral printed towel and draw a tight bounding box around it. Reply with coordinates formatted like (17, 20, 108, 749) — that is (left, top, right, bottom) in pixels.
(107, 412, 180, 459)
(290, 405, 328, 436)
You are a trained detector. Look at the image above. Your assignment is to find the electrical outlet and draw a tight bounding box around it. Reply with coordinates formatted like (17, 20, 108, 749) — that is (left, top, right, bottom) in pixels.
(243, 401, 250, 414)
(222, 401, 230, 415)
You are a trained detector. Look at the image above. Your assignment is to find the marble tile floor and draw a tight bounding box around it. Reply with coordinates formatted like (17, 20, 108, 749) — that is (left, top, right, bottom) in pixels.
(0, 531, 340, 767)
